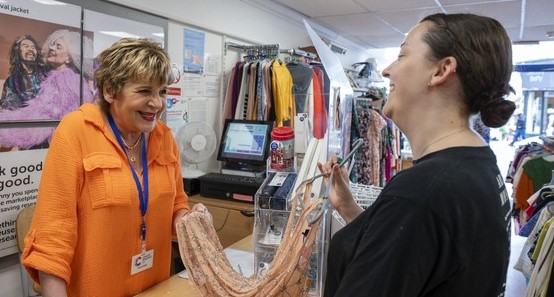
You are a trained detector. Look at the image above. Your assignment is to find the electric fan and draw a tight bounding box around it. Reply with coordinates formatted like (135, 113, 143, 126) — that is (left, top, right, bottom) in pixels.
(175, 121, 217, 179)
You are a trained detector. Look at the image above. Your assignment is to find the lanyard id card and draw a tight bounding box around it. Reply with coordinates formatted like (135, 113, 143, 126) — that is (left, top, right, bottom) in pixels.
(131, 248, 154, 275)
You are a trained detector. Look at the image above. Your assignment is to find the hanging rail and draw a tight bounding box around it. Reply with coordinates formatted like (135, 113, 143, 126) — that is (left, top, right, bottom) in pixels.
(225, 42, 279, 52)
(279, 48, 317, 60)
(224, 42, 318, 62)
(225, 42, 280, 60)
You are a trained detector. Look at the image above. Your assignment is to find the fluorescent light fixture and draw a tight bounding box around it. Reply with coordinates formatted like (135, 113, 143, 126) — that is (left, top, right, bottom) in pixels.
(539, 40, 554, 46)
(33, 0, 66, 5)
(513, 40, 540, 45)
(99, 31, 141, 39)
(152, 33, 165, 38)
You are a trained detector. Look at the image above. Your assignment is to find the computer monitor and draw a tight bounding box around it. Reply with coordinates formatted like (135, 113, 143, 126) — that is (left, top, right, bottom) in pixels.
(217, 119, 274, 171)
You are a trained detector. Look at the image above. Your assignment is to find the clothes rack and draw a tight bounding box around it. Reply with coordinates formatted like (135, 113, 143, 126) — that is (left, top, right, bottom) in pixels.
(225, 42, 279, 60)
(279, 48, 317, 61)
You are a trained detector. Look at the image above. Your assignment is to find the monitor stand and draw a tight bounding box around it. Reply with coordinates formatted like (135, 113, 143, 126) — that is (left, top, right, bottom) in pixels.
(221, 161, 265, 178)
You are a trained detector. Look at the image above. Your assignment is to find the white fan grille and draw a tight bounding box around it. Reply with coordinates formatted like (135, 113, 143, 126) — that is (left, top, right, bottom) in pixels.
(176, 121, 216, 164)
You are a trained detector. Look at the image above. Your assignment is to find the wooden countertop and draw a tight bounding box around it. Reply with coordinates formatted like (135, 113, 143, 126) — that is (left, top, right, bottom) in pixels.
(135, 235, 253, 296)
(187, 194, 254, 211)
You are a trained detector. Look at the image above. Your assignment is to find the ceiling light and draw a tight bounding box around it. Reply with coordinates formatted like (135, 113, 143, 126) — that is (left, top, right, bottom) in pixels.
(152, 33, 165, 38)
(33, 0, 66, 5)
(99, 31, 141, 39)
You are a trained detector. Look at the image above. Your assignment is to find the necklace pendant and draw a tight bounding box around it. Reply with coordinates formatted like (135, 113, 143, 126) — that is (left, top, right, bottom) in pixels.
(130, 155, 136, 163)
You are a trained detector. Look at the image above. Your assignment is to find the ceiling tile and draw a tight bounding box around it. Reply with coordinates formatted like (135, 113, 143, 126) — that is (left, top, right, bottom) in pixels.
(316, 12, 399, 36)
(520, 25, 554, 42)
(255, 0, 554, 48)
(443, 1, 522, 27)
(353, 34, 405, 48)
(354, 0, 438, 12)
(273, 0, 368, 17)
(525, 0, 554, 27)
(440, 0, 517, 5)
(377, 8, 445, 34)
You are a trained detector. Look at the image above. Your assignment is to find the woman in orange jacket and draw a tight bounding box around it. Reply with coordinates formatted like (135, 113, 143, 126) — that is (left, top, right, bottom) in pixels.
(22, 38, 207, 297)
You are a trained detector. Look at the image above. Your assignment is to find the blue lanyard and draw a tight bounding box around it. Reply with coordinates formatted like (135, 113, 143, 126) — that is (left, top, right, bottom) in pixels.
(107, 113, 149, 244)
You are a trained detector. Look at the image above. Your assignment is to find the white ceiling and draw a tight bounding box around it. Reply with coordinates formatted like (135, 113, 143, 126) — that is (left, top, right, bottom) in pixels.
(269, 0, 554, 49)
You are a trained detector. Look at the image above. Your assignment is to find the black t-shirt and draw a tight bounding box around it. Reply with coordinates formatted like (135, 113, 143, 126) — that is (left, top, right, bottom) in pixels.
(325, 146, 511, 297)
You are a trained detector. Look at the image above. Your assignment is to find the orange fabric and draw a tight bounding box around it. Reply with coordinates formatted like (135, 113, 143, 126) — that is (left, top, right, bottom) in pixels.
(312, 72, 325, 139)
(22, 103, 189, 297)
(514, 171, 533, 210)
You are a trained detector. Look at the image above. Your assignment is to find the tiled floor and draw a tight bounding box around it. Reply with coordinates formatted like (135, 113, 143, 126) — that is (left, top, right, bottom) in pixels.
(490, 140, 527, 296)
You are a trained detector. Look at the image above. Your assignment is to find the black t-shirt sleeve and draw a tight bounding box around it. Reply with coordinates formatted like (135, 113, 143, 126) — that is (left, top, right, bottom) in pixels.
(326, 196, 457, 297)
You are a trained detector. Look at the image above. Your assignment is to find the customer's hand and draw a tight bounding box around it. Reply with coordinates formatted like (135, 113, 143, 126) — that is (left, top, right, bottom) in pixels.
(318, 157, 363, 223)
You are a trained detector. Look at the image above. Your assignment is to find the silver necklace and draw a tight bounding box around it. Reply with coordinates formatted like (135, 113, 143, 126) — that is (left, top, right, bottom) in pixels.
(420, 128, 468, 156)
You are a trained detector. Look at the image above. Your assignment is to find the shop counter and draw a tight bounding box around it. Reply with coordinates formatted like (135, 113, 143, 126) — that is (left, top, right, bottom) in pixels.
(136, 235, 253, 297)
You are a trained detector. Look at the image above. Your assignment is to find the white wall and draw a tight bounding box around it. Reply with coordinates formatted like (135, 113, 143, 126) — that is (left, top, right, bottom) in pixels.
(106, 0, 370, 66)
(112, 0, 374, 172)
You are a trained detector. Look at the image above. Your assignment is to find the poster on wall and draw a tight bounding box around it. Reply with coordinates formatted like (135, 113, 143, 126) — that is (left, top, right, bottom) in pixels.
(165, 86, 186, 133)
(0, 0, 83, 258)
(0, 0, 91, 124)
(0, 130, 47, 258)
(183, 28, 205, 74)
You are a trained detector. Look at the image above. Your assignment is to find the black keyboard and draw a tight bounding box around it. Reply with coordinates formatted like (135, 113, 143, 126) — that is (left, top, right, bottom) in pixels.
(197, 173, 266, 202)
(198, 172, 265, 187)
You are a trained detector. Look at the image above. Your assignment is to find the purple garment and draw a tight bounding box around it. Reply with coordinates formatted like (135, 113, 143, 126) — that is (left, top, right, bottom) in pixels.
(0, 68, 93, 149)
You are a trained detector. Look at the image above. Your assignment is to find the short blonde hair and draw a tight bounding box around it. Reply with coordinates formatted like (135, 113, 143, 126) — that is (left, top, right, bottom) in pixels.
(95, 38, 172, 113)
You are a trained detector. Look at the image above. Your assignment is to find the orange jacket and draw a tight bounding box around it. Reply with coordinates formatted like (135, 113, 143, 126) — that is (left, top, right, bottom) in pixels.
(22, 103, 189, 296)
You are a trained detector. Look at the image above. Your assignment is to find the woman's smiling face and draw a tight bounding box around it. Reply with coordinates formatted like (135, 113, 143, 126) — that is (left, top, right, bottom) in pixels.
(106, 80, 168, 134)
(46, 37, 71, 69)
(381, 21, 436, 126)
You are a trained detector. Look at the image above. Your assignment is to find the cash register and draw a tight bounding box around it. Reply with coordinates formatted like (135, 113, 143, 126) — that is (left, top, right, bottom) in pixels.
(198, 119, 273, 202)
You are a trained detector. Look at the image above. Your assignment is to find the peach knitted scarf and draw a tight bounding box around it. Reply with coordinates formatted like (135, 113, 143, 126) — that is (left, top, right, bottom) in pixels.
(176, 182, 322, 297)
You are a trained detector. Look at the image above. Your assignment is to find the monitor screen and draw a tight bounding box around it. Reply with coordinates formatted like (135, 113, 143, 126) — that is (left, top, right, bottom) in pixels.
(217, 119, 273, 168)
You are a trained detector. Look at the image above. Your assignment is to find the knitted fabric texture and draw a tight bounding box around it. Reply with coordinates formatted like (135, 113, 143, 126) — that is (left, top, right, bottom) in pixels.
(176, 182, 322, 297)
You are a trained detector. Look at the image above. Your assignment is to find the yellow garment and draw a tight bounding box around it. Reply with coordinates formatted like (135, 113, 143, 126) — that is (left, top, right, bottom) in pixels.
(271, 60, 295, 127)
(532, 217, 554, 261)
(22, 103, 189, 296)
(176, 182, 321, 296)
(526, 217, 554, 297)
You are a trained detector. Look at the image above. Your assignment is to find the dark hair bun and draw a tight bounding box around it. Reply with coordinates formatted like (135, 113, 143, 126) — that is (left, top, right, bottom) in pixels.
(480, 99, 516, 128)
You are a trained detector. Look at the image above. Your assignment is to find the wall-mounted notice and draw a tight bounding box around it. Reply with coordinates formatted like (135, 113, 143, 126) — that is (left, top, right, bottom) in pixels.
(183, 28, 205, 74)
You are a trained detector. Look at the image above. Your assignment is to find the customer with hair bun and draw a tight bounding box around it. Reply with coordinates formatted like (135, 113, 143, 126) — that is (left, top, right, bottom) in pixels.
(319, 13, 515, 297)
